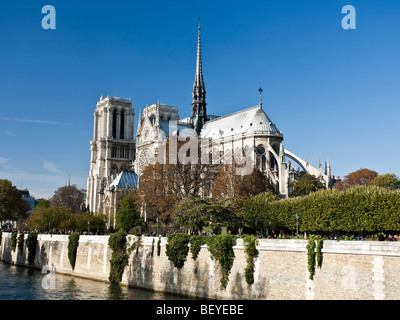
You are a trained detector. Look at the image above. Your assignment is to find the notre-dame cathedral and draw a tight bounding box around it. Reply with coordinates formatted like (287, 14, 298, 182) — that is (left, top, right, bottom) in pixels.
(86, 22, 333, 227)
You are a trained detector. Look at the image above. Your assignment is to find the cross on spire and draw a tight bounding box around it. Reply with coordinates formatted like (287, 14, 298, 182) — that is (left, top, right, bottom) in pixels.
(258, 87, 263, 106)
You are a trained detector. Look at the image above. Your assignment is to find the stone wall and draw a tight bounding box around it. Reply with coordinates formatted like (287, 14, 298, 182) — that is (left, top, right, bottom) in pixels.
(1, 232, 400, 299)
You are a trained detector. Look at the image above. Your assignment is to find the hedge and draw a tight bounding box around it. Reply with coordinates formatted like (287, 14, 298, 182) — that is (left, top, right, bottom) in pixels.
(242, 186, 400, 234)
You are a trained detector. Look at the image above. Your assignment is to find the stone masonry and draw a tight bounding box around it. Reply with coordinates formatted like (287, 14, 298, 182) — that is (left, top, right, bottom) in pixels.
(1, 233, 400, 300)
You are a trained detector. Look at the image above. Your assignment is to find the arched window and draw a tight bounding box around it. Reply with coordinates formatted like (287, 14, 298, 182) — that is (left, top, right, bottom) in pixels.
(256, 145, 267, 172)
(111, 165, 118, 177)
(269, 151, 278, 171)
(120, 111, 125, 140)
(112, 110, 117, 139)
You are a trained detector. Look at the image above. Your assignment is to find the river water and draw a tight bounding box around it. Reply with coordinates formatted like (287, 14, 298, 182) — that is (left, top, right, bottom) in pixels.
(0, 261, 187, 300)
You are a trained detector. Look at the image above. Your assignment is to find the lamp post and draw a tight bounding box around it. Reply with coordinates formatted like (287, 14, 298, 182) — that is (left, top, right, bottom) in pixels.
(295, 212, 299, 238)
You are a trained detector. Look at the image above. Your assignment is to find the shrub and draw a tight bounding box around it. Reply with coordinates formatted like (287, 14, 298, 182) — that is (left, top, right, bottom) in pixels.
(26, 232, 38, 266)
(189, 235, 207, 260)
(242, 234, 258, 285)
(206, 235, 237, 289)
(68, 233, 80, 270)
(17, 233, 24, 255)
(166, 233, 190, 268)
(10, 232, 17, 252)
(307, 237, 316, 280)
(157, 237, 161, 256)
(243, 186, 400, 234)
(108, 232, 129, 285)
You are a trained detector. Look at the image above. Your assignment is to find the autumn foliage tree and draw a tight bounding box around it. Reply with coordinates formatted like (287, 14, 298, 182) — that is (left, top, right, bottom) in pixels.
(51, 185, 85, 212)
(334, 168, 378, 191)
(212, 164, 273, 213)
(137, 136, 219, 224)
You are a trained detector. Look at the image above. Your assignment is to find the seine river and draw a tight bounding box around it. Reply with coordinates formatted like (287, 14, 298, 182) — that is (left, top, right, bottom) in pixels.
(0, 261, 187, 300)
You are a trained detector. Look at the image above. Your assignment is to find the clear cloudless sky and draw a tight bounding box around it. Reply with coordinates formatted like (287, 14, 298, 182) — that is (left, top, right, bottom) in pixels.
(0, 0, 399, 199)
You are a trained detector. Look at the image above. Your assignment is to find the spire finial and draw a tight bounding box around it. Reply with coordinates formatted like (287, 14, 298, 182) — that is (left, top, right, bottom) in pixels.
(258, 87, 263, 107)
(198, 14, 201, 30)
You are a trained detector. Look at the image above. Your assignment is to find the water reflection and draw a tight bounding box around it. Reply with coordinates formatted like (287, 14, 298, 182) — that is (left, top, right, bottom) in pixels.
(0, 261, 187, 300)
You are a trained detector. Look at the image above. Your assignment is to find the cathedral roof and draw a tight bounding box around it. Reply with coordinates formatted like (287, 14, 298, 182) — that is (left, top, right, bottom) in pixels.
(109, 170, 139, 189)
(200, 105, 281, 139)
(160, 120, 196, 138)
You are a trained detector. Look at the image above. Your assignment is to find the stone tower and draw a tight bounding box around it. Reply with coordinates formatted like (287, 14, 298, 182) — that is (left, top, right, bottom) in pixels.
(86, 96, 135, 214)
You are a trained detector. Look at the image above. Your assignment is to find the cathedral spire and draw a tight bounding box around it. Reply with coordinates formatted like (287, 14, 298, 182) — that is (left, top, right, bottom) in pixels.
(192, 17, 207, 135)
(194, 18, 205, 98)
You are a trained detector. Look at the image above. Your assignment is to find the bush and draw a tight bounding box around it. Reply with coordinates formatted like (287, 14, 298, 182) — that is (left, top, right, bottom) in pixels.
(17, 233, 24, 255)
(243, 186, 400, 234)
(26, 233, 38, 266)
(68, 233, 80, 270)
(10, 232, 17, 252)
(108, 232, 129, 285)
(189, 235, 207, 260)
(242, 234, 258, 285)
(166, 233, 190, 268)
(206, 235, 237, 289)
(27, 206, 106, 233)
(307, 237, 316, 280)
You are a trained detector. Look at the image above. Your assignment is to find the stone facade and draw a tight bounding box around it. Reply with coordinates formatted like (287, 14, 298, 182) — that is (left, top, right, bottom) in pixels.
(86, 96, 136, 227)
(2, 233, 400, 300)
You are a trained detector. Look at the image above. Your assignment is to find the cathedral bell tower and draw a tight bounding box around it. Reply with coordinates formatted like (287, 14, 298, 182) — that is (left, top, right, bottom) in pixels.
(86, 96, 135, 214)
(191, 20, 207, 135)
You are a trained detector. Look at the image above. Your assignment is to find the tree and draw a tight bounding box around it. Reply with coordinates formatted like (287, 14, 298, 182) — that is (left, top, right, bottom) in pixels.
(0, 179, 30, 223)
(242, 192, 279, 232)
(370, 173, 400, 190)
(334, 168, 378, 191)
(211, 165, 272, 234)
(35, 199, 51, 209)
(51, 185, 85, 212)
(173, 196, 237, 234)
(27, 205, 106, 233)
(138, 136, 219, 224)
(212, 165, 272, 210)
(28, 206, 73, 231)
(291, 174, 325, 197)
(74, 213, 107, 233)
(115, 194, 146, 233)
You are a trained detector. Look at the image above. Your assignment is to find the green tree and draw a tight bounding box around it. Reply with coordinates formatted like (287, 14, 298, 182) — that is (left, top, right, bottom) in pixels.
(27, 206, 72, 231)
(242, 192, 279, 232)
(74, 213, 107, 233)
(370, 173, 400, 190)
(292, 174, 325, 197)
(173, 196, 237, 234)
(34, 199, 51, 209)
(115, 195, 146, 233)
(0, 179, 30, 223)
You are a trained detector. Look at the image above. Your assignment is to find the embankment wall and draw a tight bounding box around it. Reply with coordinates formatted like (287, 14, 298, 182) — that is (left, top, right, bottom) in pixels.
(1, 232, 399, 299)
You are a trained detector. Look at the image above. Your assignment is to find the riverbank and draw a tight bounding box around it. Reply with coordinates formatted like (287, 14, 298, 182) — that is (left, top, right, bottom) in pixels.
(1, 232, 400, 299)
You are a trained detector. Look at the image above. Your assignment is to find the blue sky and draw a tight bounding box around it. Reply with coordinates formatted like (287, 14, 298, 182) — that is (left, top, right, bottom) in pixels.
(0, 0, 399, 198)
